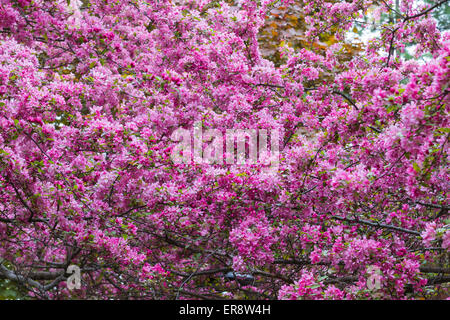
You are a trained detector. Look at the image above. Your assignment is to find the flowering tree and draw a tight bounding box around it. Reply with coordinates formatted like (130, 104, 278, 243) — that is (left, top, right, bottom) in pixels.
(0, 0, 448, 300)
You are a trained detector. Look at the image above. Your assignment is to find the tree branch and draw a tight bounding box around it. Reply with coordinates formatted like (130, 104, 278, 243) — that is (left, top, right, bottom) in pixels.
(332, 215, 421, 235)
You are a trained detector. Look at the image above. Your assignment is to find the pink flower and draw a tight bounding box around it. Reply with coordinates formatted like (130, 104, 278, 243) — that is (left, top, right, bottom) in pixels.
(421, 222, 437, 246)
(324, 285, 345, 300)
(309, 247, 322, 264)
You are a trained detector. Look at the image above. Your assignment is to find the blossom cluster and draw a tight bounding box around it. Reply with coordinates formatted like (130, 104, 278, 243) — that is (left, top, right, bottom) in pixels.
(0, 0, 448, 299)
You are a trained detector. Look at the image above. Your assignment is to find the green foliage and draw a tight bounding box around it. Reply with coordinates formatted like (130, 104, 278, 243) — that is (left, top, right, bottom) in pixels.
(0, 279, 28, 300)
